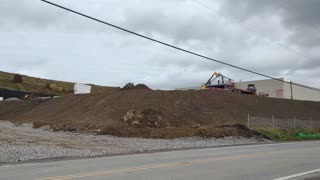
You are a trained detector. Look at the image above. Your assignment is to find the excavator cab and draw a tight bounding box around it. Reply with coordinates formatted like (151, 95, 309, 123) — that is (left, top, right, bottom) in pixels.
(247, 84, 256, 93)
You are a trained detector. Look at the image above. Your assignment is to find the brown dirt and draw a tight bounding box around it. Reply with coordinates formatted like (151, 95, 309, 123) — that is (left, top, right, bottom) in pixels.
(122, 83, 150, 90)
(96, 124, 267, 139)
(0, 89, 319, 138)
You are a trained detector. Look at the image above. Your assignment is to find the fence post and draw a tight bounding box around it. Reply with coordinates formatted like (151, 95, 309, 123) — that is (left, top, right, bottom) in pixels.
(247, 114, 250, 128)
(310, 117, 312, 130)
(272, 115, 275, 129)
(293, 116, 296, 129)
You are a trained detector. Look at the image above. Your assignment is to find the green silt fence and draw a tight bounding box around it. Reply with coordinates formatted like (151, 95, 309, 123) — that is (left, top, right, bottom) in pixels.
(298, 133, 320, 140)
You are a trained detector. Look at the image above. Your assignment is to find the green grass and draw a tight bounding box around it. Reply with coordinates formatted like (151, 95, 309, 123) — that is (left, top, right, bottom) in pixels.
(258, 129, 320, 141)
(0, 71, 120, 95)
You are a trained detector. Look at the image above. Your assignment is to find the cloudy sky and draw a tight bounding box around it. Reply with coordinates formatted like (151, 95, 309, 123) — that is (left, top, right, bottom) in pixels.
(1, 0, 320, 89)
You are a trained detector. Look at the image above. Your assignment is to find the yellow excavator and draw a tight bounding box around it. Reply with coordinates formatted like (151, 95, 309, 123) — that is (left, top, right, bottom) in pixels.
(202, 72, 257, 95)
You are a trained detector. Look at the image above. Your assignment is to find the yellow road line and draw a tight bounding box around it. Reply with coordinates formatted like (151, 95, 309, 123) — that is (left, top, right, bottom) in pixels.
(38, 148, 318, 180)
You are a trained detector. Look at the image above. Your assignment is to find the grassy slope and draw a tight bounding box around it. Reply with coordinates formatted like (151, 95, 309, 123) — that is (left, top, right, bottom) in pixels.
(0, 71, 120, 95)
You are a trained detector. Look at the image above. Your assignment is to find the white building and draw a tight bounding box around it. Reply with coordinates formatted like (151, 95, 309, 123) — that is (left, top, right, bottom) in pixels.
(235, 78, 320, 101)
(176, 78, 320, 102)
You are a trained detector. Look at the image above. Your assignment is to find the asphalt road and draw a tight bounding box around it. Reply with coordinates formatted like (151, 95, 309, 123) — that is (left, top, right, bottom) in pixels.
(1, 141, 320, 180)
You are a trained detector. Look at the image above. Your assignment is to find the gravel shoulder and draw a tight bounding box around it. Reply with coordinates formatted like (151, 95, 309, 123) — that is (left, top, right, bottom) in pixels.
(0, 120, 270, 164)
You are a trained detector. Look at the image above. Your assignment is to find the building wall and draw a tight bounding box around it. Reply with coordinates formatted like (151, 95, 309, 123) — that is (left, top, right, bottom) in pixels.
(283, 83, 320, 101)
(234, 79, 285, 98)
(235, 79, 320, 101)
(175, 78, 320, 102)
(175, 86, 202, 90)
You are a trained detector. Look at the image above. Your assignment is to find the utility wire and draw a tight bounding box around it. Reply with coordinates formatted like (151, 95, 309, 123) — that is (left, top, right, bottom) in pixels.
(193, 0, 320, 77)
(40, 0, 320, 91)
(192, 0, 320, 92)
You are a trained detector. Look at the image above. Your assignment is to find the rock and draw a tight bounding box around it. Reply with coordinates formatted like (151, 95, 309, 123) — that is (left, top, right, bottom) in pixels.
(122, 108, 166, 128)
(132, 120, 141, 128)
(4, 97, 21, 101)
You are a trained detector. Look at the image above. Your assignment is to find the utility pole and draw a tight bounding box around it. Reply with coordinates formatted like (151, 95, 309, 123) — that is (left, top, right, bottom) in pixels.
(310, 117, 312, 130)
(290, 81, 293, 100)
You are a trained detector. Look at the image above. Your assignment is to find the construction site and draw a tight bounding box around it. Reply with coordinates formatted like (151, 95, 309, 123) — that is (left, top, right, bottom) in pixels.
(1, 71, 320, 137)
(178, 72, 320, 102)
(2, 1, 320, 179)
(0, 74, 319, 162)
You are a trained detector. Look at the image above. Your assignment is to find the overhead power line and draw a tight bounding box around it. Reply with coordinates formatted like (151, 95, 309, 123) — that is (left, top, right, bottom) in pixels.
(40, 0, 320, 91)
(193, 0, 320, 87)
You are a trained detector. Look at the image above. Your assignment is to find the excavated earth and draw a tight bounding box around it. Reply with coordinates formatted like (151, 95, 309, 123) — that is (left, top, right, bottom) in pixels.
(0, 89, 319, 139)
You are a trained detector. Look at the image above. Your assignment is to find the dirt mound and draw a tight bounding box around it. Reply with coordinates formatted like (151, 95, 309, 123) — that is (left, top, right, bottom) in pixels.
(97, 124, 267, 139)
(0, 90, 319, 138)
(194, 124, 264, 138)
(122, 83, 150, 90)
(134, 84, 150, 90)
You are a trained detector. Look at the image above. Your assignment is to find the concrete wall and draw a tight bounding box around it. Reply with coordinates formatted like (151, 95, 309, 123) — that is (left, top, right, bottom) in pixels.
(283, 83, 320, 101)
(235, 79, 285, 98)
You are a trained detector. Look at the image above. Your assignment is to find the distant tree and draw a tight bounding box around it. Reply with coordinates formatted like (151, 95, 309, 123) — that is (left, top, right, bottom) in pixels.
(123, 82, 135, 90)
(13, 74, 23, 84)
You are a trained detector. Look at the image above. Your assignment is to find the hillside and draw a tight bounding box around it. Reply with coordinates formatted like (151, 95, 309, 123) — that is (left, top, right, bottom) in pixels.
(0, 71, 120, 95)
(0, 89, 319, 138)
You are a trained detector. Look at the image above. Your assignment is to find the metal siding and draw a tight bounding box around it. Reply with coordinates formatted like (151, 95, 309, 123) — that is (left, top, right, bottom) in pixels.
(235, 79, 284, 98)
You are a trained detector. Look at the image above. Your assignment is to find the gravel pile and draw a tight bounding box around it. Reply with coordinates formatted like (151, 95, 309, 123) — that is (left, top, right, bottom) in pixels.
(0, 121, 271, 163)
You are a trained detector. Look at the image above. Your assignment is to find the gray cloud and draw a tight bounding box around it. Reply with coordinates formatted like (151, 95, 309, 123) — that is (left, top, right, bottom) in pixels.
(220, 0, 320, 48)
(0, 0, 319, 89)
(0, 0, 66, 28)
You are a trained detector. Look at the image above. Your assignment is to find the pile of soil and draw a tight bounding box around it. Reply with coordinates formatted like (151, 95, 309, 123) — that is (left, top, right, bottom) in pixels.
(122, 83, 150, 90)
(194, 124, 264, 138)
(0, 89, 319, 138)
(134, 84, 150, 90)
